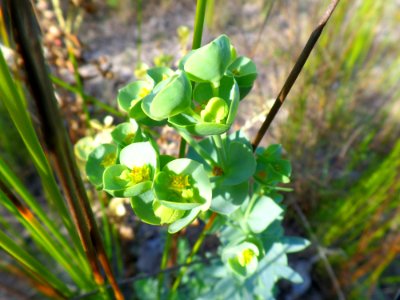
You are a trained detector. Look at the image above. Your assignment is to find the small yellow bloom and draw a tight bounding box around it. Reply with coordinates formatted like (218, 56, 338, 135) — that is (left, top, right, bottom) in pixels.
(237, 248, 255, 267)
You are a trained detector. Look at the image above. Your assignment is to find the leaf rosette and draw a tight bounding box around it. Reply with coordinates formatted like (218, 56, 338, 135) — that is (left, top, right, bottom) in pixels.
(102, 141, 158, 197)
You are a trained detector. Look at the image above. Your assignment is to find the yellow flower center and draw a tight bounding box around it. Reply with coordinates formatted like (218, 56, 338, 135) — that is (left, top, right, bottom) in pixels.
(170, 174, 193, 199)
(130, 165, 151, 184)
(237, 248, 255, 267)
(138, 87, 151, 99)
(130, 87, 151, 107)
(101, 153, 116, 167)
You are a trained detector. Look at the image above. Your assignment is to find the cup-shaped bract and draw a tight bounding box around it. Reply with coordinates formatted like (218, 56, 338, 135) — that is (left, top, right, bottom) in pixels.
(102, 141, 158, 197)
(183, 35, 232, 85)
(169, 76, 240, 136)
(222, 240, 261, 278)
(152, 158, 212, 233)
(118, 81, 153, 112)
(142, 71, 192, 121)
(146, 67, 175, 86)
(226, 56, 257, 100)
(86, 143, 118, 188)
(110, 119, 141, 148)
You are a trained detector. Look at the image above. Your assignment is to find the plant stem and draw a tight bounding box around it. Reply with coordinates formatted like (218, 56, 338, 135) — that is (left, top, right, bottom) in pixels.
(175, 128, 217, 167)
(66, 41, 92, 131)
(169, 212, 217, 298)
(212, 135, 227, 169)
(192, 0, 208, 50)
(251, 0, 341, 150)
(177, 0, 208, 158)
(158, 232, 172, 300)
(50, 75, 124, 118)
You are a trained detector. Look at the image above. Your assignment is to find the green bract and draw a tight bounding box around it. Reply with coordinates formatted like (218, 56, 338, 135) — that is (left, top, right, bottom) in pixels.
(153, 158, 212, 233)
(169, 76, 240, 136)
(142, 71, 192, 121)
(118, 81, 153, 112)
(110, 120, 141, 147)
(183, 34, 232, 85)
(145, 67, 174, 85)
(255, 145, 292, 185)
(222, 240, 261, 278)
(226, 56, 257, 100)
(102, 141, 158, 197)
(86, 144, 118, 188)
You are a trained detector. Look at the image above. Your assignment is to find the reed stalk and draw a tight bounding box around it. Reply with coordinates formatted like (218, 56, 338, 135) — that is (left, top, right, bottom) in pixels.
(7, 1, 124, 299)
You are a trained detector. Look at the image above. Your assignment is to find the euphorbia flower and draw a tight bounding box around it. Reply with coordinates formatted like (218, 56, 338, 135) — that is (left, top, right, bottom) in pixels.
(102, 141, 158, 197)
(169, 76, 240, 136)
(222, 240, 262, 278)
(152, 158, 212, 233)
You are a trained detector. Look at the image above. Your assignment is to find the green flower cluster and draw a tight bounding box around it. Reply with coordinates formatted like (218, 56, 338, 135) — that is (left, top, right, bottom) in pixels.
(117, 34, 257, 135)
(85, 120, 211, 233)
(79, 35, 308, 295)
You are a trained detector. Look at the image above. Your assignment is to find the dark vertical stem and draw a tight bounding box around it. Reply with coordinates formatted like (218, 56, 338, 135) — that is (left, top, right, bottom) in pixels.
(7, 1, 124, 299)
(251, 0, 341, 149)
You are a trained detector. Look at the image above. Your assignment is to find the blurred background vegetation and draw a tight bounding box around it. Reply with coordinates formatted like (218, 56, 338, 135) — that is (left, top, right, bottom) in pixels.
(1, 0, 399, 299)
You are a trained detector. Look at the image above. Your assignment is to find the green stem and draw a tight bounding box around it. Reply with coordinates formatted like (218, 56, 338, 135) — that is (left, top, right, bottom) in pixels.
(192, 0, 208, 50)
(176, 0, 207, 159)
(50, 75, 124, 118)
(175, 128, 217, 167)
(244, 193, 258, 222)
(66, 41, 92, 132)
(136, 0, 143, 64)
(168, 3, 209, 296)
(212, 135, 227, 168)
(158, 232, 172, 299)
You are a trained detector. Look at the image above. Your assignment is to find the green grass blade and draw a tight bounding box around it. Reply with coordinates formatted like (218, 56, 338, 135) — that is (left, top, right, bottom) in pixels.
(0, 186, 95, 290)
(0, 156, 92, 278)
(0, 49, 84, 257)
(0, 230, 72, 297)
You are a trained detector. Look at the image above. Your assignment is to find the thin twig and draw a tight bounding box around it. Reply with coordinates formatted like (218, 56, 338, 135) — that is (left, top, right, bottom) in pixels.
(252, 0, 341, 149)
(290, 200, 346, 300)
